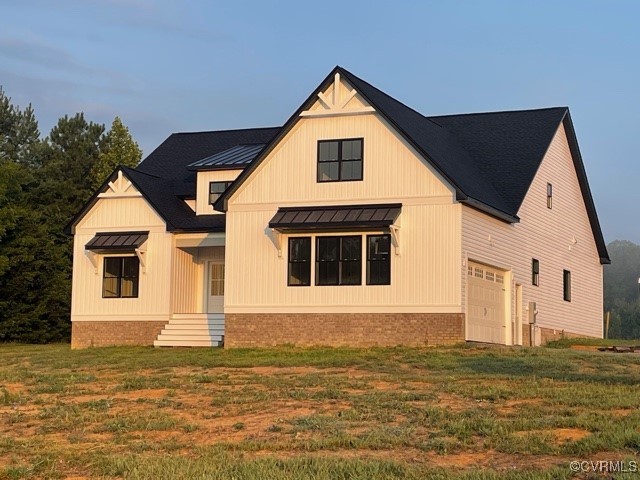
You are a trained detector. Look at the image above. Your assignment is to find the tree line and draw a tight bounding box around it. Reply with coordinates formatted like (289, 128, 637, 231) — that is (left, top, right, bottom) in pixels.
(0, 88, 141, 342)
(604, 240, 640, 339)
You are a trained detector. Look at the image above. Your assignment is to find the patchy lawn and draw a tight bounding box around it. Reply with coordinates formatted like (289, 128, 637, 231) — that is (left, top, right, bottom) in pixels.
(0, 343, 639, 479)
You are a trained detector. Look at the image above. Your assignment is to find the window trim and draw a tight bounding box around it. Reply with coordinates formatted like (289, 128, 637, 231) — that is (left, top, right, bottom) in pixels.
(547, 183, 553, 209)
(317, 138, 364, 183)
(315, 235, 362, 286)
(366, 234, 391, 285)
(287, 237, 311, 287)
(209, 181, 233, 206)
(563, 269, 571, 302)
(102, 256, 139, 299)
(532, 258, 540, 286)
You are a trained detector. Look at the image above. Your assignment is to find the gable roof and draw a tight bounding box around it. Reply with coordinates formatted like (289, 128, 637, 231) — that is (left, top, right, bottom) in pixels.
(215, 66, 609, 264)
(67, 127, 280, 234)
(67, 66, 608, 263)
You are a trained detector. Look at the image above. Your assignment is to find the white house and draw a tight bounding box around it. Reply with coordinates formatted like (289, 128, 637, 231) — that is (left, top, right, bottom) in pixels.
(67, 66, 609, 348)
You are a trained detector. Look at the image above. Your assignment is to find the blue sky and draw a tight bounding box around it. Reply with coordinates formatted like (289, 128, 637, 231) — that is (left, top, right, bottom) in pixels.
(2, 1, 639, 242)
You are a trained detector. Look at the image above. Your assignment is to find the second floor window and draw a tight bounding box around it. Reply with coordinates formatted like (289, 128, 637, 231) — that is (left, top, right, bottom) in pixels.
(209, 181, 232, 205)
(532, 258, 540, 286)
(317, 139, 363, 182)
(547, 183, 553, 209)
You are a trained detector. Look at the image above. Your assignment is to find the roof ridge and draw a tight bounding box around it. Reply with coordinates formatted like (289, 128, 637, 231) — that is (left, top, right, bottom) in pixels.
(337, 67, 430, 119)
(171, 126, 281, 136)
(428, 106, 568, 120)
(124, 166, 162, 179)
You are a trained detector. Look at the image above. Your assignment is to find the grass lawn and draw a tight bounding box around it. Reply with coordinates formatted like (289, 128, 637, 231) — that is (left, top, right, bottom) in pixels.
(0, 343, 639, 479)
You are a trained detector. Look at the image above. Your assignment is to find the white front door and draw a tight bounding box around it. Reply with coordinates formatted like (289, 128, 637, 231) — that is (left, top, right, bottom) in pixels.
(467, 261, 507, 344)
(207, 262, 224, 313)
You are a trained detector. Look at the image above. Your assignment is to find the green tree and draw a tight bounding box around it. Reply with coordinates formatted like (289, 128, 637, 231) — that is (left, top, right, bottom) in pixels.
(90, 116, 141, 189)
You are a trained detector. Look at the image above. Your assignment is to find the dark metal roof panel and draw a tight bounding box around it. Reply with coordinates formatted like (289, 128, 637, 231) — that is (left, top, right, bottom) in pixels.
(269, 204, 401, 231)
(85, 231, 149, 251)
(188, 144, 266, 169)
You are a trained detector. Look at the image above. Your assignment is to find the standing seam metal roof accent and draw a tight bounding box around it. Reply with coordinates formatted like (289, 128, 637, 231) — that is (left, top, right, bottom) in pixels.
(188, 144, 266, 169)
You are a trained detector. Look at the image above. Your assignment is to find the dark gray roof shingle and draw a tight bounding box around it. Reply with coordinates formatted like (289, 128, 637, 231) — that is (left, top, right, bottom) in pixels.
(68, 66, 608, 263)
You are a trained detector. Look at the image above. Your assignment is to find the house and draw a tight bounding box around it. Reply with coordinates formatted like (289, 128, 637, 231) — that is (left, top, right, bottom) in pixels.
(67, 66, 609, 349)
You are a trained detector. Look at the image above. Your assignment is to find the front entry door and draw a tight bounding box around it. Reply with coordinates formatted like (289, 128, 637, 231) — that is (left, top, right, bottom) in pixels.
(207, 262, 224, 313)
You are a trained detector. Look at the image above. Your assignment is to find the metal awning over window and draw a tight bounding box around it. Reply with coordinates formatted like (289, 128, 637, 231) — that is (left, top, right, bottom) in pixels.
(85, 231, 149, 251)
(268, 204, 401, 232)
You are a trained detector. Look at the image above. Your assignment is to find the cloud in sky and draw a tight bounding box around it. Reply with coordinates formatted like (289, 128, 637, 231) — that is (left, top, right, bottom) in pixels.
(1, 1, 639, 241)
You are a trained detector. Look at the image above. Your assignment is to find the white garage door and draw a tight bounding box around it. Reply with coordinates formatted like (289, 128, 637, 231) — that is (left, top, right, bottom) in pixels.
(467, 262, 507, 344)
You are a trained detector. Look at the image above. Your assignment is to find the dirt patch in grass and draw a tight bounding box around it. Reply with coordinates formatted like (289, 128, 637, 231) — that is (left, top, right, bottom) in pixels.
(494, 398, 544, 415)
(2, 344, 639, 479)
(551, 428, 590, 443)
(436, 392, 478, 411)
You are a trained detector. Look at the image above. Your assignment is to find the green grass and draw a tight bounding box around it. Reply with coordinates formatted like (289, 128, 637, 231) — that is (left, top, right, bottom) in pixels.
(0, 343, 639, 479)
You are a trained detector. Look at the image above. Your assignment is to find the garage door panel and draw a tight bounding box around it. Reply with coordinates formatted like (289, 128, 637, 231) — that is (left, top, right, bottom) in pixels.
(467, 262, 507, 344)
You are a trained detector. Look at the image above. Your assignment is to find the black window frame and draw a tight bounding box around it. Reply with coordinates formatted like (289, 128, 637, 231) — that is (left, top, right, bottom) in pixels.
(315, 235, 362, 286)
(532, 258, 540, 286)
(102, 256, 139, 298)
(317, 138, 363, 183)
(209, 181, 233, 205)
(366, 234, 391, 285)
(547, 183, 553, 209)
(287, 237, 311, 287)
(563, 269, 571, 302)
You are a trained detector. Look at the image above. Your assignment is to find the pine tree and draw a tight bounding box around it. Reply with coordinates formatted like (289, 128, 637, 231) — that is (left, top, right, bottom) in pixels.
(90, 116, 141, 189)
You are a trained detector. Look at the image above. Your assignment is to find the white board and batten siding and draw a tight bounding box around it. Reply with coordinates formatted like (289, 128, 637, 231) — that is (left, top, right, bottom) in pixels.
(225, 78, 463, 314)
(171, 246, 225, 314)
(196, 170, 242, 215)
(71, 190, 174, 322)
(461, 124, 603, 339)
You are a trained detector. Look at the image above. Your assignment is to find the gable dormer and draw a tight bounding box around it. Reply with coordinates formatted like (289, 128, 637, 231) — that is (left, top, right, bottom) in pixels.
(188, 143, 267, 215)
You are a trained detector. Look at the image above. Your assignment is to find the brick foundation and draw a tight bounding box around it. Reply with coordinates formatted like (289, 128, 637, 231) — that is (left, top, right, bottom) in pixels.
(224, 313, 465, 348)
(521, 324, 594, 346)
(71, 321, 168, 349)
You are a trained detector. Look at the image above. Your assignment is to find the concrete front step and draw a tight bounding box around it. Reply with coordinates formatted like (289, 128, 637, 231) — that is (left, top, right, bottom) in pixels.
(156, 333, 223, 342)
(163, 323, 224, 332)
(154, 313, 225, 347)
(167, 319, 225, 326)
(154, 339, 222, 347)
(158, 327, 224, 335)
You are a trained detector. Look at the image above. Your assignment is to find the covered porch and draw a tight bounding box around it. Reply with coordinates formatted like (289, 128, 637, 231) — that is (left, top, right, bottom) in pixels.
(155, 232, 226, 347)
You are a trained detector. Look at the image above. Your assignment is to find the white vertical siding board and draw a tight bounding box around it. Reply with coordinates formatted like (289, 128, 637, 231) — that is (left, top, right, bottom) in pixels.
(231, 113, 455, 207)
(71, 196, 172, 321)
(195, 170, 242, 215)
(225, 204, 461, 312)
(461, 124, 603, 338)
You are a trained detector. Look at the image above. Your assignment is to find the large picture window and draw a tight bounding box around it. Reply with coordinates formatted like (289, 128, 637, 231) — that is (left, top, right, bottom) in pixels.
(103, 257, 139, 298)
(209, 181, 232, 205)
(288, 237, 311, 286)
(316, 236, 362, 285)
(367, 235, 391, 285)
(317, 139, 363, 182)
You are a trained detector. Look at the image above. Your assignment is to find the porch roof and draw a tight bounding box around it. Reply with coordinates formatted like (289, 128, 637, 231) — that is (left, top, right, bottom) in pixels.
(85, 231, 149, 251)
(268, 204, 401, 232)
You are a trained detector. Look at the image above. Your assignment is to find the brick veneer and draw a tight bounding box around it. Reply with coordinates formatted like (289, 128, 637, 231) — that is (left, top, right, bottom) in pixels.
(521, 324, 595, 346)
(224, 313, 465, 348)
(71, 321, 167, 349)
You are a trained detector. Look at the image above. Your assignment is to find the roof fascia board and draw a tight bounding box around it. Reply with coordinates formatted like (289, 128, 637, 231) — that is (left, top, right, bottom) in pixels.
(459, 196, 520, 223)
(561, 112, 610, 264)
(65, 166, 174, 234)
